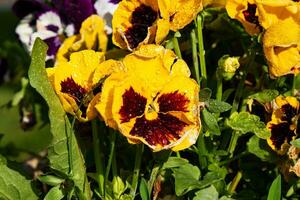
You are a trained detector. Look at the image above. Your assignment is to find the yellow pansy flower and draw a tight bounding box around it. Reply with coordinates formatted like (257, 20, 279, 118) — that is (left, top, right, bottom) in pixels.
(96, 45, 201, 151)
(56, 15, 108, 62)
(267, 96, 299, 154)
(112, 0, 202, 50)
(263, 17, 300, 77)
(47, 50, 109, 122)
(226, 0, 300, 35)
(226, 0, 261, 35)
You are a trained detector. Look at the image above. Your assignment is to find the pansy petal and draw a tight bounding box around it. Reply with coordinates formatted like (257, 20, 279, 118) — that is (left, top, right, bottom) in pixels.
(155, 76, 200, 123)
(79, 15, 108, 52)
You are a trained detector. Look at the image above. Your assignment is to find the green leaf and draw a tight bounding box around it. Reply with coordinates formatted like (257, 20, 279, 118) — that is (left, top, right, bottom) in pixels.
(11, 77, 28, 106)
(162, 157, 189, 169)
(139, 178, 149, 200)
(38, 175, 65, 186)
(267, 175, 281, 200)
(291, 139, 300, 148)
(0, 161, 38, 200)
(193, 185, 218, 200)
(113, 176, 126, 199)
(247, 135, 278, 162)
(226, 112, 270, 139)
(206, 99, 232, 113)
(249, 89, 279, 104)
(172, 163, 201, 196)
(44, 186, 65, 200)
(199, 88, 212, 102)
(28, 38, 91, 199)
(201, 108, 220, 135)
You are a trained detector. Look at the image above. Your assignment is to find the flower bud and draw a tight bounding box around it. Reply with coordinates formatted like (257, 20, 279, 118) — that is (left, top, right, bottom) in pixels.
(217, 55, 240, 80)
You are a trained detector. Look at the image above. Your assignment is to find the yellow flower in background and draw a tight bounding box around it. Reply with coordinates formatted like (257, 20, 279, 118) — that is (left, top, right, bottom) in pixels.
(226, 0, 300, 35)
(47, 50, 107, 122)
(255, 0, 300, 29)
(267, 96, 299, 154)
(56, 15, 108, 62)
(226, 0, 261, 35)
(112, 0, 202, 50)
(96, 45, 200, 151)
(263, 17, 300, 77)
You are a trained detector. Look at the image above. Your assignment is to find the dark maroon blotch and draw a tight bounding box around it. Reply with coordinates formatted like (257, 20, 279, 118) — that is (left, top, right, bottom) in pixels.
(158, 91, 190, 113)
(124, 4, 157, 49)
(270, 122, 295, 150)
(119, 87, 147, 123)
(281, 104, 297, 123)
(124, 24, 148, 49)
(242, 3, 259, 26)
(130, 113, 187, 146)
(61, 77, 87, 102)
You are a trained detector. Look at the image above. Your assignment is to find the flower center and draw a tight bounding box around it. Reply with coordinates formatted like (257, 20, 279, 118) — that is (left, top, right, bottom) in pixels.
(124, 4, 158, 49)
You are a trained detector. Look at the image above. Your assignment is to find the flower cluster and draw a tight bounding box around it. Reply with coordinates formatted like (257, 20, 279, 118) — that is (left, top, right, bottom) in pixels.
(226, 0, 300, 77)
(13, 0, 118, 60)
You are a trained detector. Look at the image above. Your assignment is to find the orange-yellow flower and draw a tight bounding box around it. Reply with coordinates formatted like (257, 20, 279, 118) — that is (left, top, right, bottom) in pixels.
(226, 0, 300, 35)
(263, 17, 300, 77)
(267, 96, 299, 154)
(47, 50, 108, 122)
(56, 15, 108, 62)
(226, 0, 261, 35)
(96, 45, 200, 151)
(112, 0, 202, 50)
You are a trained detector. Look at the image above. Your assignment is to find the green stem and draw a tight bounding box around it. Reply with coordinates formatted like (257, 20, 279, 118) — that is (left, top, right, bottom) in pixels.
(66, 115, 77, 177)
(112, 147, 117, 178)
(216, 78, 223, 101)
(105, 130, 116, 190)
(92, 120, 105, 197)
(228, 171, 242, 194)
(196, 13, 208, 169)
(228, 50, 255, 156)
(172, 36, 182, 59)
(227, 131, 240, 156)
(197, 14, 207, 86)
(197, 133, 208, 169)
(130, 144, 144, 198)
(190, 29, 200, 84)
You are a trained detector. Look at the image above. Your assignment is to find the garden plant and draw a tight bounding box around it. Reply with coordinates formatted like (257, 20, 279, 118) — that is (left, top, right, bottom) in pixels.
(1, 0, 300, 199)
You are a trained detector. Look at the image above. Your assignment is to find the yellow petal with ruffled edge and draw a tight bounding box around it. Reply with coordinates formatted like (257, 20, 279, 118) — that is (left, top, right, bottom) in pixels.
(56, 15, 108, 63)
(94, 60, 127, 129)
(158, 0, 203, 31)
(79, 15, 108, 52)
(155, 76, 200, 151)
(226, 0, 260, 35)
(263, 18, 300, 77)
(49, 50, 105, 122)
